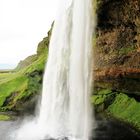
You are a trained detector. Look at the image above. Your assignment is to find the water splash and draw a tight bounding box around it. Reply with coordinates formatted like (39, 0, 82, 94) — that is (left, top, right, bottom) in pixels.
(12, 0, 96, 139)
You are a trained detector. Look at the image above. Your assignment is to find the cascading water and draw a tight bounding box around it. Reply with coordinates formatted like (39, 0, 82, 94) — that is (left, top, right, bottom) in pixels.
(12, 0, 96, 139)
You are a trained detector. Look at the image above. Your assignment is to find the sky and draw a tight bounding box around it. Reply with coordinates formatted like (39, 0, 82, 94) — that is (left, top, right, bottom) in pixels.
(0, 0, 59, 69)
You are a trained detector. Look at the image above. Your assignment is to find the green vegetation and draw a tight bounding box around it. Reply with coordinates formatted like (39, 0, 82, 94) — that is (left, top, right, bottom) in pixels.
(118, 46, 135, 55)
(0, 76, 28, 107)
(91, 89, 112, 105)
(15, 55, 38, 71)
(91, 89, 116, 112)
(0, 29, 51, 112)
(92, 89, 140, 131)
(107, 93, 140, 130)
(0, 114, 10, 121)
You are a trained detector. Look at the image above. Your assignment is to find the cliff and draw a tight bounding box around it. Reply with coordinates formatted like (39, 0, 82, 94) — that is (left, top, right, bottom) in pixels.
(95, 0, 140, 93)
(0, 27, 52, 114)
(93, 0, 140, 131)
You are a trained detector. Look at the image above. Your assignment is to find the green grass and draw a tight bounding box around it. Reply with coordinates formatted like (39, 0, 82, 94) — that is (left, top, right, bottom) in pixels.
(107, 93, 140, 130)
(92, 89, 140, 130)
(0, 25, 52, 112)
(24, 48, 48, 74)
(0, 76, 28, 107)
(0, 35, 49, 111)
(0, 54, 47, 110)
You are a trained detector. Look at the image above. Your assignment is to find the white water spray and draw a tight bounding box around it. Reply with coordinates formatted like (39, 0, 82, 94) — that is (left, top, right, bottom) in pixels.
(12, 0, 96, 139)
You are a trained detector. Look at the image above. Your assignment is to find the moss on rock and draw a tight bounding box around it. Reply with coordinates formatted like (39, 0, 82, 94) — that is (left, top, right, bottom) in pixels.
(92, 89, 140, 131)
(0, 114, 11, 121)
(107, 93, 140, 131)
(91, 89, 116, 112)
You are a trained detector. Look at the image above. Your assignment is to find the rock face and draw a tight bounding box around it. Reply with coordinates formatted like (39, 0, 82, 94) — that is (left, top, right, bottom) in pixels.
(93, 0, 140, 131)
(95, 0, 140, 94)
(95, 67, 140, 95)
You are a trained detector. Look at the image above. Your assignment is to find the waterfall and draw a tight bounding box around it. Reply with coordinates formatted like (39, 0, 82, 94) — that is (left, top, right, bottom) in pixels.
(12, 0, 96, 139)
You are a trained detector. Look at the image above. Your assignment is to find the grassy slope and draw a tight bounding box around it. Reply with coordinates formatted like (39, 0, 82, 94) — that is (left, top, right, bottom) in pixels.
(92, 89, 140, 131)
(0, 30, 51, 112)
(107, 93, 140, 131)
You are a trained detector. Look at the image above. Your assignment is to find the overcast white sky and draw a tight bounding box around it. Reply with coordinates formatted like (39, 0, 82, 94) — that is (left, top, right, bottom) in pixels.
(0, 0, 59, 69)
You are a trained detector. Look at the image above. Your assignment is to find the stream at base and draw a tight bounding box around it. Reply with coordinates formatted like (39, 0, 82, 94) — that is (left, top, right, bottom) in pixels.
(0, 115, 140, 140)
